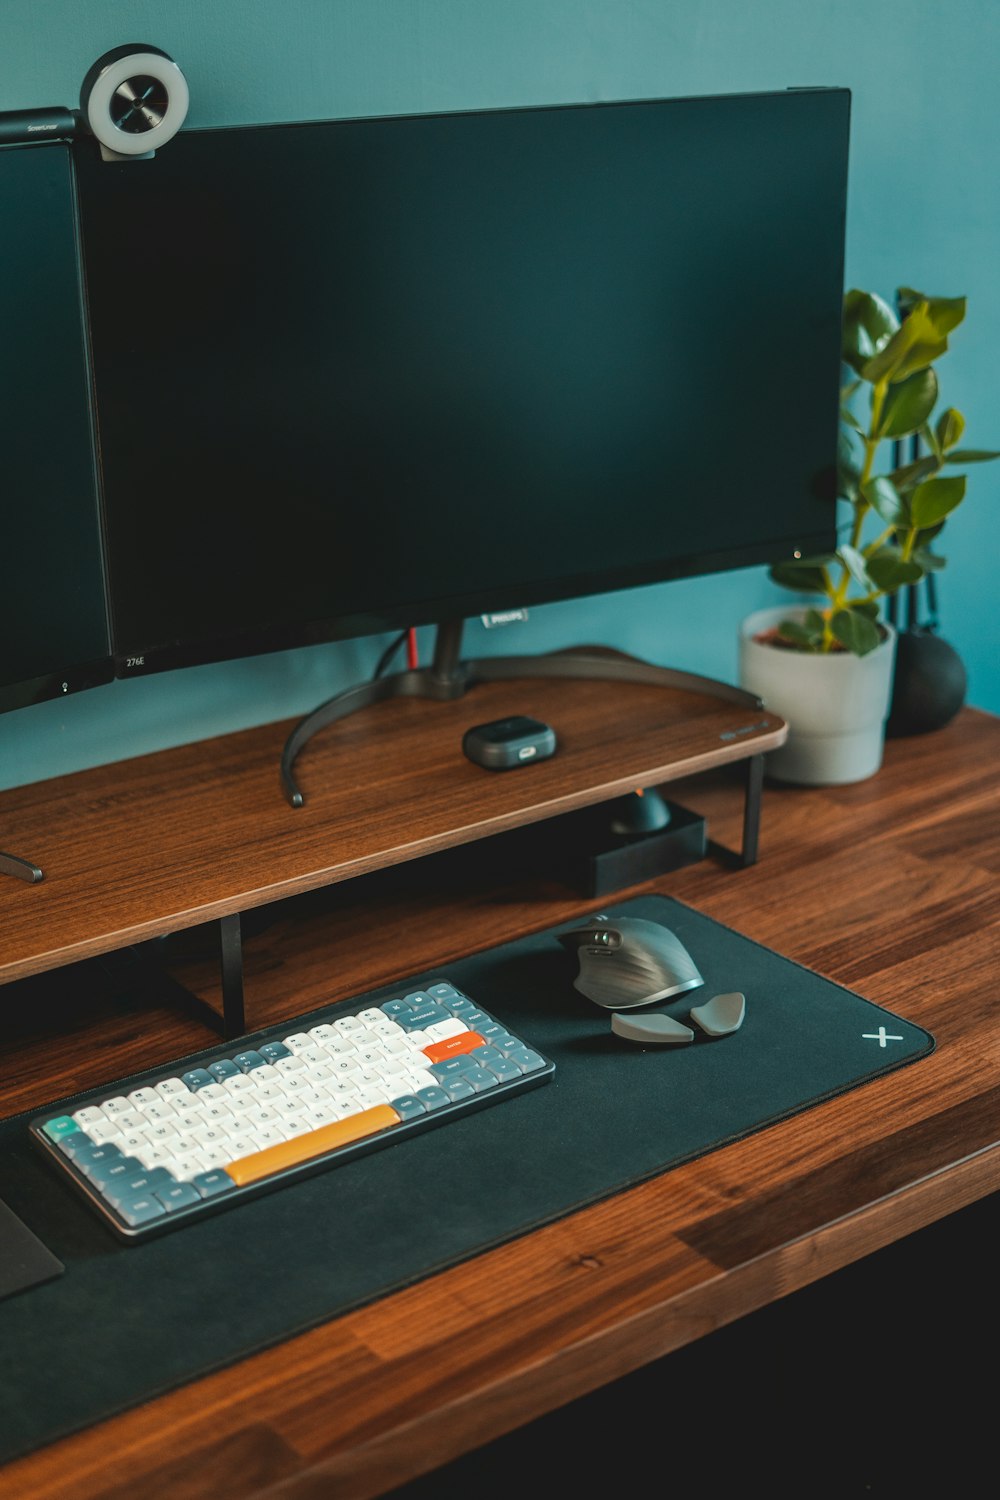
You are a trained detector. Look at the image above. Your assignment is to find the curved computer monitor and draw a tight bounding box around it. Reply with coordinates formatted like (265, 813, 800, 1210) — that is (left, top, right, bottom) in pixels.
(0, 142, 112, 716)
(71, 87, 850, 682)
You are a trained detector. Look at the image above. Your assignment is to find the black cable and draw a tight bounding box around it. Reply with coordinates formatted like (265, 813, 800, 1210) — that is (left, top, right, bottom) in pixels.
(373, 628, 409, 680)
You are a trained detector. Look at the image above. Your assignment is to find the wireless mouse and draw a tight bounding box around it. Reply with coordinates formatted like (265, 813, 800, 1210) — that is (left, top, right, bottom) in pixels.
(558, 915, 704, 1010)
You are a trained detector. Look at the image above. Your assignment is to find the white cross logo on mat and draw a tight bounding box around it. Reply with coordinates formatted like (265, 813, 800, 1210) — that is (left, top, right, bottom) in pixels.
(862, 1026, 904, 1049)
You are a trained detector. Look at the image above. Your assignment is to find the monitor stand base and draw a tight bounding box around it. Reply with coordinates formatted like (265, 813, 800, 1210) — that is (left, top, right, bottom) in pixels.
(0, 851, 43, 883)
(280, 617, 764, 810)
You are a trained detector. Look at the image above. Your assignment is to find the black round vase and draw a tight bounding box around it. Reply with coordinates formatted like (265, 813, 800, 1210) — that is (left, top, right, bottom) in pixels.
(886, 627, 967, 737)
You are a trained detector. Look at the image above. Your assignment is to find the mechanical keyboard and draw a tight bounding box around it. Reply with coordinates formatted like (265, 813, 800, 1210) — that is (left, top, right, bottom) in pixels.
(30, 979, 554, 1242)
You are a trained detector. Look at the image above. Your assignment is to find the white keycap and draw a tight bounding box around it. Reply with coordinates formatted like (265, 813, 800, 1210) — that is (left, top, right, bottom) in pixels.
(140, 1143, 173, 1167)
(404, 1030, 431, 1051)
(73, 1106, 106, 1128)
(303, 1104, 335, 1129)
(146, 1122, 181, 1146)
(101, 1096, 133, 1118)
(407, 1069, 438, 1092)
(424, 1018, 468, 1041)
(355, 1046, 386, 1068)
(113, 1108, 145, 1135)
(163, 1153, 201, 1181)
(198, 1083, 229, 1102)
(221, 1078, 255, 1101)
(376, 1055, 409, 1078)
(309, 1063, 334, 1083)
(198, 1143, 233, 1169)
(382, 1036, 411, 1056)
(142, 1099, 177, 1122)
(331, 1055, 360, 1078)
(154, 1077, 189, 1099)
(308, 1024, 337, 1043)
(356, 1069, 382, 1090)
(283, 1033, 312, 1053)
(370, 1019, 404, 1039)
(281, 1073, 309, 1096)
(202, 1101, 236, 1124)
(298, 1045, 328, 1066)
(118, 1128, 152, 1152)
(253, 1081, 285, 1101)
(275, 1055, 306, 1074)
(297, 1087, 329, 1109)
(127, 1086, 159, 1108)
(242, 1104, 280, 1129)
(193, 1124, 231, 1148)
(354, 1086, 390, 1110)
(90, 1119, 125, 1144)
(225, 1131, 257, 1158)
(333, 1015, 365, 1034)
(174, 1108, 207, 1131)
(251, 1064, 281, 1084)
(357, 1008, 384, 1024)
(254, 1124, 289, 1148)
(276, 1094, 309, 1118)
(282, 1116, 312, 1138)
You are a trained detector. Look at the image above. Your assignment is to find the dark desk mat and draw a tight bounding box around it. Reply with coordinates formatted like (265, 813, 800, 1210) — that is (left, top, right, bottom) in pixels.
(0, 894, 933, 1465)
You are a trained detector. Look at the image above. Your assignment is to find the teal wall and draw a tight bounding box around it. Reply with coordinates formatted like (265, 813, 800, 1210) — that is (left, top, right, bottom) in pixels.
(2, 0, 998, 790)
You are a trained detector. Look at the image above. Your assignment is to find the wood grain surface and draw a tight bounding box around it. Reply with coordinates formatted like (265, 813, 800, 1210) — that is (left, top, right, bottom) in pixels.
(1, 704, 998, 1499)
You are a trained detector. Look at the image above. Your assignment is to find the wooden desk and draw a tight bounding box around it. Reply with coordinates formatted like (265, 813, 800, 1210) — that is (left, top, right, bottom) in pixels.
(1, 699, 998, 1498)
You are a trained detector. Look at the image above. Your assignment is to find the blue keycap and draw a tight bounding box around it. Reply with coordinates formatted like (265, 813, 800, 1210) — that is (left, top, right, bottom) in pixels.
(440, 1076, 476, 1101)
(191, 1170, 236, 1198)
(439, 996, 477, 1016)
(427, 983, 465, 1003)
(399, 1006, 451, 1030)
(506, 1045, 546, 1073)
(208, 1059, 239, 1081)
(68, 1141, 123, 1170)
(104, 1168, 175, 1209)
(461, 1009, 490, 1027)
(155, 1182, 202, 1212)
(88, 1154, 145, 1187)
(116, 1193, 168, 1227)
(482, 1056, 522, 1083)
(42, 1115, 80, 1143)
(56, 1130, 99, 1158)
(471, 1045, 504, 1068)
(461, 1064, 499, 1093)
(430, 1057, 473, 1080)
(259, 1042, 291, 1062)
(415, 1086, 452, 1111)
(181, 1068, 215, 1091)
(233, 1050, 267, 1072)
(380, 999, 413, 1017)
(390, 1094, 427, 1120)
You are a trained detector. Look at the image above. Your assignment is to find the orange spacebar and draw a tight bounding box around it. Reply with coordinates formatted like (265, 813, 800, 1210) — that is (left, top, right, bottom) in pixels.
(227, 1105, 401, 1186)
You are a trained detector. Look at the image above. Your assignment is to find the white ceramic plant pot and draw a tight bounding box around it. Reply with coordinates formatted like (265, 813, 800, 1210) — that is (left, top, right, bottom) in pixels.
(738, 605, 898, 785)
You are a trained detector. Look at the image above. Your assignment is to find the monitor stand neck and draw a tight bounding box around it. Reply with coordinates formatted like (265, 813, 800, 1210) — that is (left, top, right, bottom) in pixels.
(280, 617, 763, 809)
(0, 850, 43, 883)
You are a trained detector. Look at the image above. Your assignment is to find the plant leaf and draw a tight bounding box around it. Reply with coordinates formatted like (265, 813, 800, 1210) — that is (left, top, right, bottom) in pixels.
(891, 335, 949, 383)
(831, 608, 881, 656)
(943, 448, 1000, 462)
(896, 289, 966, 336)
(889, 455, 940, 493)
(861, 303, 936, 383)
(866, 548, 924, 591)
(912, 546, 947, 572)
(862, 476, 909, 527)
(935, 406, 965, 451)
(769, 557, 831, 593)
(776, 618, 824, 650)
(842, 290, 898, 375)
(878, 368, 938, 438)
(839, 543, 872, 589)
(910, 474, 967, 528)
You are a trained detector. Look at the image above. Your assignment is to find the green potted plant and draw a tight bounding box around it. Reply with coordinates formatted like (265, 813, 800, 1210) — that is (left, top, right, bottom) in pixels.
(738, 286, 998, 785)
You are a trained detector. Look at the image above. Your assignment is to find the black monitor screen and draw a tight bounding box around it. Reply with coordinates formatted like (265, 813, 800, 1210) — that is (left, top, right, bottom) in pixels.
(73, 89, 850, 677)
(0, 142, 111, 713)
